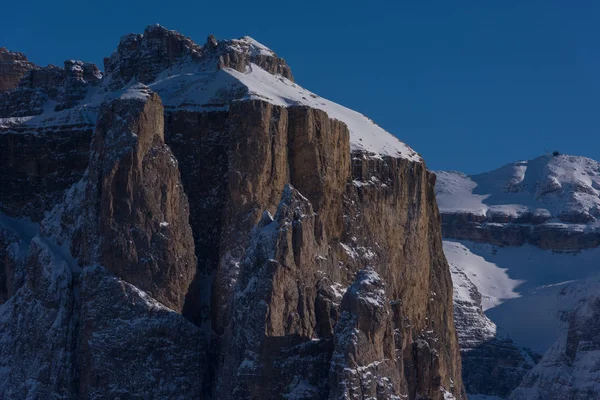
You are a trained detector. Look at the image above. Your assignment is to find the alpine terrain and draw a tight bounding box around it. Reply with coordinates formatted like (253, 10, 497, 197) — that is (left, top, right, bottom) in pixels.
(0, 26, 465, 399)
(436, 153, 600, 400)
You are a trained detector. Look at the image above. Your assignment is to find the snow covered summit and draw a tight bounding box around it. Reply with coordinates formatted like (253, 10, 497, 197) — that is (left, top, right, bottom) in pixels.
(1, 24, 419, 161)
(436, 153, 600, 223)
(437, 153, 600, 400)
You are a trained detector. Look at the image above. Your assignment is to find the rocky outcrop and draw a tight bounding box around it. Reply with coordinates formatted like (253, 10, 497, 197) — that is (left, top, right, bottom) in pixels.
(0, 59, 102, 118)
(464, 338, 539, 398)
(79, 87, 197, 312)
(510, 296, 600, 400)
(0, 234, 77, 398)
(213, 36, 294, 81)
(76, 265, 205, 399)
(329, 269, 402, 399)
(218, 185, 326, 398)
(0, 48, 35, 92)
(104, 25, 203, 86)
(0, 86, 204, 398)
(161, 97, 464, 399)
(104, 24, 293, 87)
(0, 25, 464, 400)
(442, 214, 600, 251)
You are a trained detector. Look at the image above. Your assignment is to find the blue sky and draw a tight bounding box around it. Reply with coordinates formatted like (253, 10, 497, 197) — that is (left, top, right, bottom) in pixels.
(2, 0, 599, 173)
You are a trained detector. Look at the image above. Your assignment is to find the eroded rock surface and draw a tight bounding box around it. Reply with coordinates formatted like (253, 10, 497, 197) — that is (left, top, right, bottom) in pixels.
(0, 24, 464, 399)
(0, 48, 35, 92)
(81, 88, 197, 312)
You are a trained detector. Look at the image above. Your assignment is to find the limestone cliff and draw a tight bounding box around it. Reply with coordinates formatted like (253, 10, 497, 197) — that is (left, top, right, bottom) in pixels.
(0, 25, 464, 399)
(0, 48, 35, 92)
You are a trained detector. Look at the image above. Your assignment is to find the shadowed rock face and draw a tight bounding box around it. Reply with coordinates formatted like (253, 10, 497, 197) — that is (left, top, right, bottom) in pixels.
(441, 214, 600, 251)
(0, 125, 92, 221)
(0, 60, 102, 118)
(81, 90, 197, 312)
(163, 103, 463, 399)
(510, 296, 600, 400)
(0, 25, 464, 400)
(76, 265, 205, 399)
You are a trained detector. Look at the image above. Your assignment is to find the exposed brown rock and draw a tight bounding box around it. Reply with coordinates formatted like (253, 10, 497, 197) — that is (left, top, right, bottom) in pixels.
(82, 89, 197, 312)
(76, 265, 205, 399)
(0, 26, 465, 400)
(441, 211, 600, 250)
(0, 48, 35, 92)
(162, 100, 464, 399)
(287, 106, 350, 241)
(211, 100, 291, 335)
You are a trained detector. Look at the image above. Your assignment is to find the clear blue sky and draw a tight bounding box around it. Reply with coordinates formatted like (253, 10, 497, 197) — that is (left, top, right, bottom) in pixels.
(2, 0, 599, 173)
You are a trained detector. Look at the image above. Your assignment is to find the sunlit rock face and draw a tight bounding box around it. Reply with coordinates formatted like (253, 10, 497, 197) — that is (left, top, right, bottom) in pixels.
(0, 48, 35, 93)
(0, 24, 464, 399)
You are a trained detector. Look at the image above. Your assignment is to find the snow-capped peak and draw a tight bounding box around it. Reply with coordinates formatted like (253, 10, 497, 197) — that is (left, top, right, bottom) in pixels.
(2, 25, 420, 161)
(436, 153, 600, 223)
(229, 36, 276, 57)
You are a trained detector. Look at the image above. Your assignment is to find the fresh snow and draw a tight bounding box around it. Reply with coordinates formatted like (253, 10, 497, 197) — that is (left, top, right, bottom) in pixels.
(118, 82, 152, 100)
(230, 36, 276, 57)
(445, 239, 600, 353)
(436, 154, 600, 221)
(2, 35, 419, 161)
(225, 64, 420, 160)
(444, 240, 521, 311)
(435, 171, 488, 215)
(0, 116, 35, 128)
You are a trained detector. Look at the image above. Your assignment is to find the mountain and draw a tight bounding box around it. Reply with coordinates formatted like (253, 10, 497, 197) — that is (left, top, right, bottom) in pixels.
(510, 296, 600, 400)
(0, 25, 464, 399)
(0, 47, 35, 92)
(435, 153, 600, 399)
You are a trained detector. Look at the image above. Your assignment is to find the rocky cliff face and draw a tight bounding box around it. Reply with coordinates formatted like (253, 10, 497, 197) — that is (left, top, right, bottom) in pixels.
(436, 155, 600, 399)
(0, 48, 35, 93)
(0, 25, 464, 399)
(436, 156, 600, 251)
(445, 240, 538, 399)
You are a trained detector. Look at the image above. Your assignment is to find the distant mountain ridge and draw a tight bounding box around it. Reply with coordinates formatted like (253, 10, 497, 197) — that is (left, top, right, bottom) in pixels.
(435, 153, 600, 400)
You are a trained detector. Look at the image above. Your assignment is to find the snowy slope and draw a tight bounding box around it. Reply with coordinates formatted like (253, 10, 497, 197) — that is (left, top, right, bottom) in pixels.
(145, 61, 420, 159)
(2, 34, 419, 161)
(510, 296, 600, 400)
(444, 240, 521, 311)
(436, 154, 600, 222)
(225, 65, 420, 160)
(439, 154, 600, 399)
(444, 239, 600, 353)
